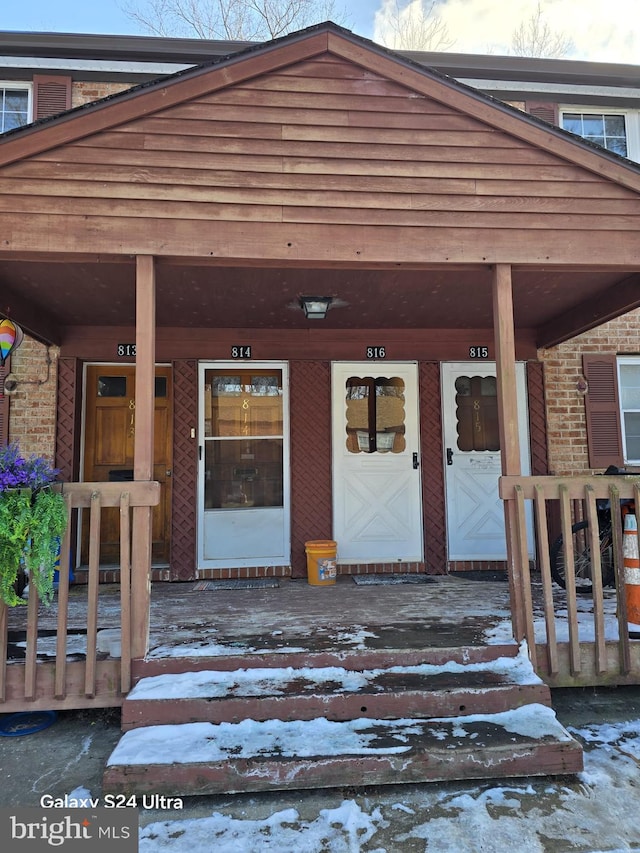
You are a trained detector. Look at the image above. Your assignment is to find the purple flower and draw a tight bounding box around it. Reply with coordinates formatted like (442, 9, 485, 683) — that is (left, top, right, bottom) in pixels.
(0, 443, 59, 493)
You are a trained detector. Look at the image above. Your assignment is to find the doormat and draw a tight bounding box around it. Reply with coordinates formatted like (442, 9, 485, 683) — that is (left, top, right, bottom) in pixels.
(450, 571, 508, 582)
(192, 579, 280, 591)
(352, 574, 437, 586)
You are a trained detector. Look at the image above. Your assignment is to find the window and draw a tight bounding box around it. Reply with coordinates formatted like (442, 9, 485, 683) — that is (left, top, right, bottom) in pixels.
(561, 111, 628, 157)
(618, 358, 640, 463)
(454, 374, 500, 452)
(203, 369, 284, 509)
(344, 376, 406, 454)
(0, 85, 30, 133)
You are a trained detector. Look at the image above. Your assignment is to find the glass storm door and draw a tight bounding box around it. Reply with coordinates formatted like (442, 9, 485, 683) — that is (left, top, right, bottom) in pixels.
(198, 363, 290, 568)
(441, 362, 532, 561)
(332, 362, 423, 562)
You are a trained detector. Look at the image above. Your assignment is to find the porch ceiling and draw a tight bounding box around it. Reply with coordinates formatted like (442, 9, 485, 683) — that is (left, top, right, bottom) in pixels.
(0, 256, 636, 348)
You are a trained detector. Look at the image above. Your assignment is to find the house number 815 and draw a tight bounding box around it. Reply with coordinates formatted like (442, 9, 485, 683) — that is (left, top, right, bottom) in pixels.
(469, 346, 489, 358)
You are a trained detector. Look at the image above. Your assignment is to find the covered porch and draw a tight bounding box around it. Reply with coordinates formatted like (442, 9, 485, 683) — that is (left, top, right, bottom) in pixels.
(2, 25, 640, 783)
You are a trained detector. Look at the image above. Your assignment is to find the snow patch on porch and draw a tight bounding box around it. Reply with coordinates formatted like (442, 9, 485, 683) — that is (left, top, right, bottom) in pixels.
(128, 643, 542, 701)
(483, 588, 623, 644)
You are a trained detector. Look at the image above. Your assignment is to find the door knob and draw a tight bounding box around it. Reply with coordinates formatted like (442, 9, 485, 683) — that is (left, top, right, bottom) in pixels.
(413, 452, 419, 469)
(446, 448, 453, 466)
(166, 469, 172, 477)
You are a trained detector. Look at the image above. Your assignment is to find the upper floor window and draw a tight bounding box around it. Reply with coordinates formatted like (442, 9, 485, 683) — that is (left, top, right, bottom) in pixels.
(0, 85, 30, 133)
(561, 112, 628, 157)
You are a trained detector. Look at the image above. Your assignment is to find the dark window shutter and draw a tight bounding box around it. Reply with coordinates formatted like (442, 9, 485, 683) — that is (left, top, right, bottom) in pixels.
(33, 74, 72, 120)
(583, 354, 624, 469)
(0, 357, 10, 448)
(525, 100, 559, 126)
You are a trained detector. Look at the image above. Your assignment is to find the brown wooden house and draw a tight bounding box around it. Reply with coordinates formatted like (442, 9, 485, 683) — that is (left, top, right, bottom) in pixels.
(2, 22, 640, 790)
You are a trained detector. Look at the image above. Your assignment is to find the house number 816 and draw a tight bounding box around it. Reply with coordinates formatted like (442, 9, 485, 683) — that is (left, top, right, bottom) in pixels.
(366, 347, 386, 359)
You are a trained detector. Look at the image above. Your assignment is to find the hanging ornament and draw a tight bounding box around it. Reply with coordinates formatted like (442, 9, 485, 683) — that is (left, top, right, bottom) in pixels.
(0, 319, 24, 367)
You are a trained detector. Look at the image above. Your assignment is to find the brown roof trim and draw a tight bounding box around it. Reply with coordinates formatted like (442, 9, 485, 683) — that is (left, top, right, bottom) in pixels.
(4, 27, 640, 90)
(0, 30, 253, 63)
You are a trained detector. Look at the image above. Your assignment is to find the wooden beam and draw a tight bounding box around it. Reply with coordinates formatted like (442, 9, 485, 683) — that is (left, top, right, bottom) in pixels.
(492, 263, 525, 643)
(7, 215, 640, 267)
(131, 255, 156, 661)
(537, 273, 640, 348)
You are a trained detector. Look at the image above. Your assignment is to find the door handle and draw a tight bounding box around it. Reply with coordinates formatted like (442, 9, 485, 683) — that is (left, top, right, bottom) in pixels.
(166, 469, 172, 477)
(446, 448, 453, 466)
(413, 452, 419, 469)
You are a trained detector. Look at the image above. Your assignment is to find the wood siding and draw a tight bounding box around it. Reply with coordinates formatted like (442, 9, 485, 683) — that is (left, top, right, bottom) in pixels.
(2, 49, 640, 264)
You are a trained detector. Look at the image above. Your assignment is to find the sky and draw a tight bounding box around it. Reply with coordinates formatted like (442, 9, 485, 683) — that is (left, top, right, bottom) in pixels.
(2, 0, 640, 64)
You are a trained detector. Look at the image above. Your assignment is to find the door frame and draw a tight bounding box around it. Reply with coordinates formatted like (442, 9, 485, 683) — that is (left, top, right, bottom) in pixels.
(331, 361, 424, 563)
(197, 360, 291, 569)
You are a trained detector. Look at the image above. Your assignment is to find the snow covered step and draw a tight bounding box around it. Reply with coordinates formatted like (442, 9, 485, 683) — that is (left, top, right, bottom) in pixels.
(103, 704, 583, 797)
(122, 650, 551, 730)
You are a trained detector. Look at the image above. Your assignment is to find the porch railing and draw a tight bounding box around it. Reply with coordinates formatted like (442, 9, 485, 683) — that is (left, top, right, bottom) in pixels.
(0, 481, 159, 712)
(500, 474, 640, 687)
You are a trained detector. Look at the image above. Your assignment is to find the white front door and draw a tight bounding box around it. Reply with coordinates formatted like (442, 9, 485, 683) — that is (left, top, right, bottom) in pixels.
(198, 362, 290, 568)
(441, 362, 533, 561)
(332, 362, 423, 563)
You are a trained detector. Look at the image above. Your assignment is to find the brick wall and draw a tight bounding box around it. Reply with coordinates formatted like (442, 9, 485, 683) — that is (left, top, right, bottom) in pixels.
(538, 308, 640, 476)
(8, 337, 59, 461)
(71, 81, 134, 108)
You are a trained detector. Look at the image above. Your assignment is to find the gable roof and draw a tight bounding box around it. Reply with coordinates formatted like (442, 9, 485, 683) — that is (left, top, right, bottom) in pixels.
(2, 22, 640, 191)
(2, 22, 640, 348)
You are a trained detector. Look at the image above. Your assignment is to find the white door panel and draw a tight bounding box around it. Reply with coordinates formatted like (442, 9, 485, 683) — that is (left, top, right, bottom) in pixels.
(332, 362, 423, 562)
(442, 362, 533, 561)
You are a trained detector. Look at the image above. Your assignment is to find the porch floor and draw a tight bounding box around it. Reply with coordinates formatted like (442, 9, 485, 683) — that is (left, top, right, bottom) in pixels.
(8, 572, 623, 664)
(8, 573, 518, 663)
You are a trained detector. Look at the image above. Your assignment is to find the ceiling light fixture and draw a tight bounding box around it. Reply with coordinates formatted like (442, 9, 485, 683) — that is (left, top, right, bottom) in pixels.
(299, 296, 333, 320)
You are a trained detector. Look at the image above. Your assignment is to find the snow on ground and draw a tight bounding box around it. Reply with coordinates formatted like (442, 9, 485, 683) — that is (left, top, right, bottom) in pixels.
(128, 715, 640, 851)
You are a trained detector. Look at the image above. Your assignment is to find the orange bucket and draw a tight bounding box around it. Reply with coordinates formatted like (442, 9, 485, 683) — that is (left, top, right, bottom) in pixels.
(305, 540, 337, 586)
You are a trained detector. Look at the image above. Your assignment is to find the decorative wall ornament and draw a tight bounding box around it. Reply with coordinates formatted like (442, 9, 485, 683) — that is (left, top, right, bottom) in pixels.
(0, 319, 24, 366)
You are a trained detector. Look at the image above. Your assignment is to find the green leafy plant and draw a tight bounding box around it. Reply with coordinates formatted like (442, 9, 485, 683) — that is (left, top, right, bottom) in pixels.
(0, 444, 67, 607)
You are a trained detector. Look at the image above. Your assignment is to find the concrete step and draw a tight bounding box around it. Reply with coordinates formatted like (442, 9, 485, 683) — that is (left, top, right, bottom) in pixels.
(103, 704, 584, 797)
(122, 651, 551, 730)
(134, 643, 521, 679)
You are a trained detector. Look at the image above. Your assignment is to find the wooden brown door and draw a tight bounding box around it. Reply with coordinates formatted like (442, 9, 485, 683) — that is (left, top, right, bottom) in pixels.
(83, 365, 172, 565)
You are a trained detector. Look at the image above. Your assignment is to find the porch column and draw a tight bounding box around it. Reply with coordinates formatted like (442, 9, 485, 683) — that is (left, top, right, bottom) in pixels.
(492, 264, 526, 641)
(131, 255, 156, 660)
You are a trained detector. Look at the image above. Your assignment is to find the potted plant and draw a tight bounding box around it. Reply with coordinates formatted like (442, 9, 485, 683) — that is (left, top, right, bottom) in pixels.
(0, 443, 68, 607)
